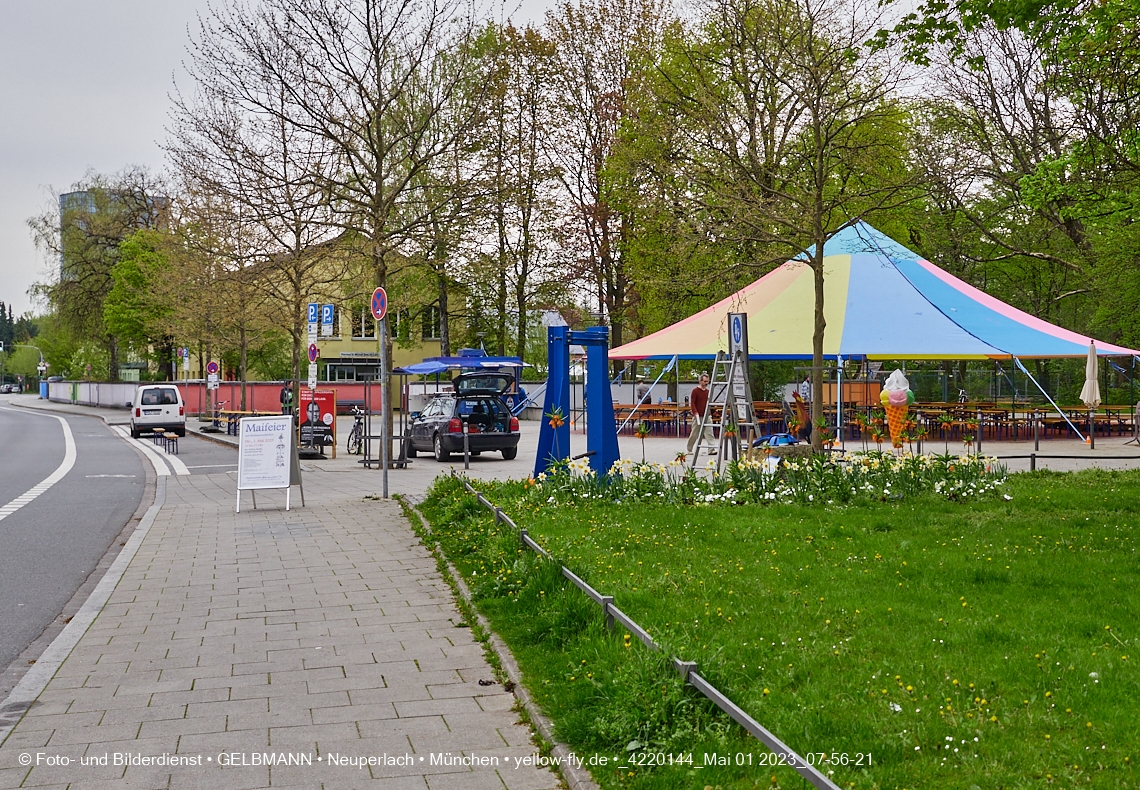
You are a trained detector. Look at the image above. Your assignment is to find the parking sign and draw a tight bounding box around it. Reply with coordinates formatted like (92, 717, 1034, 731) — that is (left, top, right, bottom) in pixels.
(307, 303, 319, 337)
(321, 304, 334, 336)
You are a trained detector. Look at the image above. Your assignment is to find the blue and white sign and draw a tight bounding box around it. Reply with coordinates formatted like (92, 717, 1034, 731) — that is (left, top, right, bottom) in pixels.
(307, 303, 319, 337)
(728, 312, 747, 356)
(320, 304, 334, 336)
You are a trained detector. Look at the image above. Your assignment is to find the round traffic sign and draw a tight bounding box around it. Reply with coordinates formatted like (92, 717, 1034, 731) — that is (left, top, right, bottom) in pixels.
(370, 287, 387, 321)
(308, 343, 320, 363)
(206, 361, 219, 375)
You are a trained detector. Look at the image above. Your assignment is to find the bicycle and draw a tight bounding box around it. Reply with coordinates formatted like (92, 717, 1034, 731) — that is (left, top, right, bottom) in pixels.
(212, 400, 229, 431)
(346, 406, 365, 454)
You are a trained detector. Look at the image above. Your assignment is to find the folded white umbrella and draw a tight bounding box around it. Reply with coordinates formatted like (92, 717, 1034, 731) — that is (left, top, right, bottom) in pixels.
(1080, 342, 1101, 408)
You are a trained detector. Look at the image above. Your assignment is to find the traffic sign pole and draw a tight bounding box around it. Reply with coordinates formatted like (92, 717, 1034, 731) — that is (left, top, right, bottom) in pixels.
(369, 288, 390, 498)
(380, 316, 389, 498)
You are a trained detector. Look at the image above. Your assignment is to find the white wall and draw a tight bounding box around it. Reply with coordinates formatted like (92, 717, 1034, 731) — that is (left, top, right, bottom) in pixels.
(48, 381, 137, 408)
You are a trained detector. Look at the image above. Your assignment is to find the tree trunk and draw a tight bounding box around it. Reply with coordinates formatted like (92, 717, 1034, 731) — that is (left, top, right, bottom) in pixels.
(811, 248, 826, 452)
(438, 273, 450, 357)
(240, 320, 248, 412)
(108, 335, 120, 382)
(433, 219, 451, 357)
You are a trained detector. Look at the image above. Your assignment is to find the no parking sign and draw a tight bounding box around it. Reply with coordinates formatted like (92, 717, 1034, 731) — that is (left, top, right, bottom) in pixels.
(370, 287, 387, 321)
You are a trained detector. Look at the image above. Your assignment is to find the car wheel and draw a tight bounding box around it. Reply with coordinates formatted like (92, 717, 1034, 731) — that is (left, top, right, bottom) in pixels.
(433, 433, 450, 462)
(406, 439, 417, 458)
(176, 427, 186, 437)
(502, 447, 517, 460)
(130, 424, 140, 439)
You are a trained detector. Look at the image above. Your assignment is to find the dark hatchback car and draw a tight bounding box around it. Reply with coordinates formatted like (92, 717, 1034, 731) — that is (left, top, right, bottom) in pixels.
(408, 393, 520, 461)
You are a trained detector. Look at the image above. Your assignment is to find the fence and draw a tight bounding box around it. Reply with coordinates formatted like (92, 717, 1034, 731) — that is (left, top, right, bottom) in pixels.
(455, 472, 841, 790)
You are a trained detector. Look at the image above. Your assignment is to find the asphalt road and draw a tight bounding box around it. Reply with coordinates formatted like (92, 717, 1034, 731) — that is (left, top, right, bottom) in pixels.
(0, 406, 147, 677)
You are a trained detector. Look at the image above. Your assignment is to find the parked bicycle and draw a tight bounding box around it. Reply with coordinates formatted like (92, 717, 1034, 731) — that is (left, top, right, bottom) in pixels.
(347, 406, 365, 454)
(211, 400, 229, 429)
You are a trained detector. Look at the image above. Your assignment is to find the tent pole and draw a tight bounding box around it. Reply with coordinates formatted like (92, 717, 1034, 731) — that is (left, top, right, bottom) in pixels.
(1013, 356, 1085, 441)
(837, 356, 843, 451)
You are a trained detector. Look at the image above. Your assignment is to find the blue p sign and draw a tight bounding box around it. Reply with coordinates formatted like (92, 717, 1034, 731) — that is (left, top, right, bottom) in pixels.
(307, 303, 319, 324)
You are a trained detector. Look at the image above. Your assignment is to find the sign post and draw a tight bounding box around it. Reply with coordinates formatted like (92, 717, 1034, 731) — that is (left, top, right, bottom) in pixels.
(370, 287, 389, 498)
(236, 414, 304, 512)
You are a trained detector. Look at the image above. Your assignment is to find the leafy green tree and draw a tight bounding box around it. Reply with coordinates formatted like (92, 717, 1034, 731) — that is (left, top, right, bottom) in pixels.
(105, 229, 177, 378)
(28, 168, 167, 381)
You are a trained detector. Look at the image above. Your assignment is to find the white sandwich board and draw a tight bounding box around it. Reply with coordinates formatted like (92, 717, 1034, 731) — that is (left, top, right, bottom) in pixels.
(236, 414, 305, 512)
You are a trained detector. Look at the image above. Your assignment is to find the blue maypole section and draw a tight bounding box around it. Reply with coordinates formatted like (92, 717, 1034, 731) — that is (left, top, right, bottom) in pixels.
(583, 326, 620, 476)
(534, 326, 570, 477)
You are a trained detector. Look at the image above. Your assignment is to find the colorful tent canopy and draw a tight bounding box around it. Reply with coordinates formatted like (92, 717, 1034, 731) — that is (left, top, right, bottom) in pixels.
(610, 222, 1139, 360)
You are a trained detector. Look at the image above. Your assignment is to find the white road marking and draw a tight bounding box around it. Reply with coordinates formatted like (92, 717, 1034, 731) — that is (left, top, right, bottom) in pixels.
(0, 408, 76, 524)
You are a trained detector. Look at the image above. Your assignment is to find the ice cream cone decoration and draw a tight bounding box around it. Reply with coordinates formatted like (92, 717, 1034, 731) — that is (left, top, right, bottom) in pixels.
(879, 370, 915, 449)
(884, 403, 908, 447)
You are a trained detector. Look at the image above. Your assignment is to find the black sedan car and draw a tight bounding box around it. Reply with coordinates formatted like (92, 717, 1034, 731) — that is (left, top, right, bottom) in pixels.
(407, 393, 520, 461)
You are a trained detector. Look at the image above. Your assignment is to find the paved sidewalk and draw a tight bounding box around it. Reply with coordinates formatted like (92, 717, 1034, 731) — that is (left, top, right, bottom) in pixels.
(0, 469, 559, 790)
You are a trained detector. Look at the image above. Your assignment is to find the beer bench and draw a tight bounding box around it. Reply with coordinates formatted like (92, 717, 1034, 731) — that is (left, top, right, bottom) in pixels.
(151, 428, 179, 455)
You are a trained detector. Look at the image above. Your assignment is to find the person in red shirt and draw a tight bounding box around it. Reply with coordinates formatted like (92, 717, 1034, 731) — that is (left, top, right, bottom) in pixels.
(686, 373, 715, 455)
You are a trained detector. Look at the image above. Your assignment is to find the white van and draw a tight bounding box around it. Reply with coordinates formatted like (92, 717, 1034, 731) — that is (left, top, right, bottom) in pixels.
(128, 384, 186, 438)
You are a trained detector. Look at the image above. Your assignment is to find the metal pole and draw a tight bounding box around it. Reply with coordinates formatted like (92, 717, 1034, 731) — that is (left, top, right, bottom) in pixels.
(976, 409, 982, 455)
(381, 318, 389, 497)
(463, 422, 470, 470)
(1090, 407, 1095, 450)
(1034, 412, 1040, 452)
(837, 356, 843, 450)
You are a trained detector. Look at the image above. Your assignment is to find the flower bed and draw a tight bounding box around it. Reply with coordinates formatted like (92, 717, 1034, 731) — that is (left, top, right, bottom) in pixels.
(530, 451, 1008, 508)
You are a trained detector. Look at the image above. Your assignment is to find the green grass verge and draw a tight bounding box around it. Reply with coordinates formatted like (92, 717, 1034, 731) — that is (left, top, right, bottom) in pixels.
(418, 470, 1140, 789)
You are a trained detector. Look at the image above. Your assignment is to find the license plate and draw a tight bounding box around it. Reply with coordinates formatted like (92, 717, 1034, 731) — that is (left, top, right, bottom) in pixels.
(144, 409, 161, 415)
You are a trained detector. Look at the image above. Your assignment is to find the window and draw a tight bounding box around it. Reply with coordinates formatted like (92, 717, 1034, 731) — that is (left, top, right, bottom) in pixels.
(351, 307, 376, 339)
(141, 388, 179, 405)
(422, 305, 441, 340)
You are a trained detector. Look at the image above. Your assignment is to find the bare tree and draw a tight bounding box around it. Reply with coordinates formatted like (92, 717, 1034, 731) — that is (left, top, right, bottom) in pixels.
(186, 0, 489, 437)
(546, 0, 672, 363)
(172, 10, 355, 409)
(913, 27, 1091, 318)
(661, 0, 915, 448)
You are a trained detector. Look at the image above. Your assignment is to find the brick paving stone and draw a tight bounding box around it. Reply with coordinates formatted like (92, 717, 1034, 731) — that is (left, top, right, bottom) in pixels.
(0, 470, 556, 790)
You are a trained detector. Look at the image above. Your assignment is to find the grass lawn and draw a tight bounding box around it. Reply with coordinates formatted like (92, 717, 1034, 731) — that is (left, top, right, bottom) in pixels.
(416, 468, 1140, 789)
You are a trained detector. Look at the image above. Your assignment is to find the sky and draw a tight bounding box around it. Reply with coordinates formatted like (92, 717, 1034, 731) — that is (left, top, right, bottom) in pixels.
(0, 0, 550, 319)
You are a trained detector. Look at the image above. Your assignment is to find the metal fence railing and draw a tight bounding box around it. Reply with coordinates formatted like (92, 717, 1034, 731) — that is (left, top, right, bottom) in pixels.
(454, 472, 841, 790)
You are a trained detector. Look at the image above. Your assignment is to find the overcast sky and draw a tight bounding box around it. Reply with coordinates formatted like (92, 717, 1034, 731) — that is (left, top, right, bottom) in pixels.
(0, 0, 550, 318)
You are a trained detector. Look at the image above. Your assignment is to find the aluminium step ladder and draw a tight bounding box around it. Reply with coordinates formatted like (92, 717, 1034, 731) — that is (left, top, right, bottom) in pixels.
(688, 349, 761, 473)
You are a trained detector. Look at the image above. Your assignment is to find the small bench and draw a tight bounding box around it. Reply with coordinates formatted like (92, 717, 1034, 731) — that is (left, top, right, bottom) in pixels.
(151, 428, 179, 455)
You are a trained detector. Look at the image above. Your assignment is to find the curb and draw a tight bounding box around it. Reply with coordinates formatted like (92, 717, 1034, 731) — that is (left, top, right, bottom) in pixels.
(410, 505, 600, 790)
(185, 424, 239, 450)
